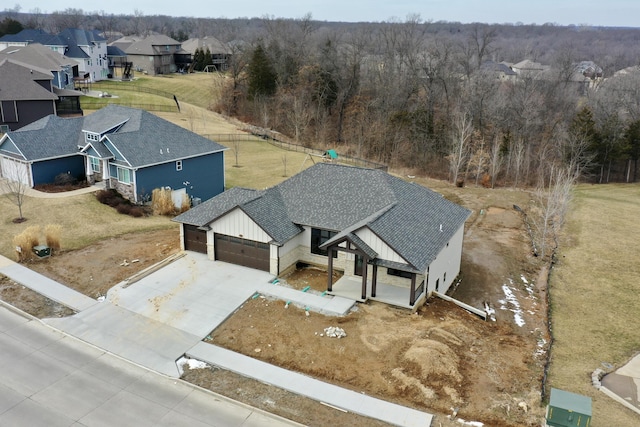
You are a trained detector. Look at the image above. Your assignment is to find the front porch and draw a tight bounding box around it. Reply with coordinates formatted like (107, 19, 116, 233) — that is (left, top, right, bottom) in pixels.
(328, 275, 427, 311)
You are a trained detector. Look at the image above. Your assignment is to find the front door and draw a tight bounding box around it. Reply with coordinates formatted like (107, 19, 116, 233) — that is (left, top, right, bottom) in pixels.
(354, 255, 364, 276)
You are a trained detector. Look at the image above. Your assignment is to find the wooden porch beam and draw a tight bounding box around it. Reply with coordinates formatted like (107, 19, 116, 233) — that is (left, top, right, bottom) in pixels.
(410, 273, 416, 306)
(361, 256, 368, 300)
(371, 264, 378, 298)
(327, 247, 334, 292)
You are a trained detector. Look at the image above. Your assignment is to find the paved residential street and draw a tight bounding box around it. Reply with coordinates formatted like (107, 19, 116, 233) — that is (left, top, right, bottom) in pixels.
(0, 304, 302, 427)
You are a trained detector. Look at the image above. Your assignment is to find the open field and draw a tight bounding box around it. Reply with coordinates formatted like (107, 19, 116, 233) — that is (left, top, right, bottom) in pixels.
(548, 183, 640, 427)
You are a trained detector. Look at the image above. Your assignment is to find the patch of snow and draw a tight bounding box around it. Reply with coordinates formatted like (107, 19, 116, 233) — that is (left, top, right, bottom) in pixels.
(500, 284, 525, 327)
(520, 274, 528, 284)
(456, 418, 484, 427)
(176, 357, 209, 376)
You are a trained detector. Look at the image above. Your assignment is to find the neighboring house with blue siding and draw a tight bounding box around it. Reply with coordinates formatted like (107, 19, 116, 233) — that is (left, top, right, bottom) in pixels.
(0, 105, 227, 202)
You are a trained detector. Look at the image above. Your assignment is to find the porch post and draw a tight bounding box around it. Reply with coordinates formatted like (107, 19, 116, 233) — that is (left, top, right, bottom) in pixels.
(361, 256, 368, 300)
(327, 247, 334, 292)
(410, 273, 417, 306)
(371, 264, 378, 298)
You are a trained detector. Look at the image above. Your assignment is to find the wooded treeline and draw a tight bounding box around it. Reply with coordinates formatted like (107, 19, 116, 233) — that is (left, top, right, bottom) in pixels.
(4, 8, 640, 186)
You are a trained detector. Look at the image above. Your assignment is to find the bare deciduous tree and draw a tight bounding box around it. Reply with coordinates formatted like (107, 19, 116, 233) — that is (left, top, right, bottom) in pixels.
(2, 162, 29, 222)
(530, 164, 576, 259)
(448, 111, 473, 185)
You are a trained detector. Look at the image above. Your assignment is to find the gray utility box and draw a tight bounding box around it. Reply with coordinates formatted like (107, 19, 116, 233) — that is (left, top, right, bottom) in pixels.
(33, 245, 51, 258)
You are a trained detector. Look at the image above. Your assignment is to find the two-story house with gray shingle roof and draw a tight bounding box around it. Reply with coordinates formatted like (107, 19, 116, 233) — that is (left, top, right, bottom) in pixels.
(173, 163, 471, 309)
(122, 35, 190, 76)
(58, 29, 109, 82)
(0, 58, 60, 131)
(0, 105, 227, 202)
(0, 43, 83, 118)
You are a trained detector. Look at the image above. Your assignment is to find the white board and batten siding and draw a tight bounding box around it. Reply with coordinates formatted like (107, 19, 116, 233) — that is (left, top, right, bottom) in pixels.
(208, 207, 272, 242)
(425, 225, 465, 295)
(355, 227, 407, 264)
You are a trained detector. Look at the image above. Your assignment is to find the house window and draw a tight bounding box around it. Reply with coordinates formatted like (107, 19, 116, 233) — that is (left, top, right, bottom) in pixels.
(90, 157, 100, 173)
(86, 133, 99, 142)
(176, 160, 182, 171)
(311, 228, 337, 257)
(388, 268, 412, 279)
(117, 167, 131, 184)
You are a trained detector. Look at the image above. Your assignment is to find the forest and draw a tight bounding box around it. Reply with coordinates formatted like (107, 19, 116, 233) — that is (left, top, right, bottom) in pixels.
(3, 7, 640, 187)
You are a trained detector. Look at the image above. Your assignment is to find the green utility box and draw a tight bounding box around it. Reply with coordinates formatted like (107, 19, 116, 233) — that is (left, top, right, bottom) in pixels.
(546, 388, 592, 427)
(33, 245, 51, 258)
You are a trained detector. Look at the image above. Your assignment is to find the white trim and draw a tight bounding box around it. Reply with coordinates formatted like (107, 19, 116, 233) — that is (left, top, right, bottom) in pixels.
(132, 148, 227, 169)
(102, 136, 130, 166)
(0, 135, 27, 160)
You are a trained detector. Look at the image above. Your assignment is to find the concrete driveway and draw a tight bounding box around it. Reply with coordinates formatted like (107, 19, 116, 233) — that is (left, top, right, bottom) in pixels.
(45, 253, 274, 376)
(107, 252, 274, 336)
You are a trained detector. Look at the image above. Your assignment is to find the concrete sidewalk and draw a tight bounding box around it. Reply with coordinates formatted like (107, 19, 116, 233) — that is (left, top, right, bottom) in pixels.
(2, 252, 433, 426)
(0, 177, 105, 198)
(0, 255, 97, 312)
(601, 354, 640, 415)
(188, 342, 433, 427)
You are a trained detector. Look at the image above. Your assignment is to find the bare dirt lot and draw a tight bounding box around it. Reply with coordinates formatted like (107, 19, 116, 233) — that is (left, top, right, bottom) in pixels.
(201, 202, 549, 426)
(0, 187, 550, 426)
(25, 228, 180, 299)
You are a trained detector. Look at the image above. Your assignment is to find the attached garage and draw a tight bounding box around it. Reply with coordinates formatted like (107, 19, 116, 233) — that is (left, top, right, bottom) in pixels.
(214, 234, 270, 271)
(0, 157, 30, 185)
(183, 225, 207, 254)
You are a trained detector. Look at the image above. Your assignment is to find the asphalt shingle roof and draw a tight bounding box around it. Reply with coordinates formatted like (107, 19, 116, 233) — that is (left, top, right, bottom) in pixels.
(175, 163, 471, 270)
(174, 187, 261, 227)
(2, 105, 227, 166)
(3, 115, 83, 160)
(0, 59, 57, 101)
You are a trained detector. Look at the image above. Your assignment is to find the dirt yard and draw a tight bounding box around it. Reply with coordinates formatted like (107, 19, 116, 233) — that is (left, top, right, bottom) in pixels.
(199, 202, 549, 427)
(0, 187, 550, 426)
(25, 228, 180, 299)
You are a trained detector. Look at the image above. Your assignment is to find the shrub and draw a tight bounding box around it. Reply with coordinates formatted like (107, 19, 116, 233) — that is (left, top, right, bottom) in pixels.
(96, 189, 116, 204)
(129, 206, 146, 217)
(152, 188, 176, 216)
(54, 172, 77, 186)
(116, 203, 132, 215)
(12, 225, 41, 262)
(44, 224, 62, 252)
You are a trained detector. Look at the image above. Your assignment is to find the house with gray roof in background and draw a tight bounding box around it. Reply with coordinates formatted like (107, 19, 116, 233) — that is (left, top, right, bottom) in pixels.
(0, 105, 227, 202)
(0, 28, 109, 82)
(173, 163, 471, 309)
(181, 36, 231, 71)
(119, 34, 190, 75)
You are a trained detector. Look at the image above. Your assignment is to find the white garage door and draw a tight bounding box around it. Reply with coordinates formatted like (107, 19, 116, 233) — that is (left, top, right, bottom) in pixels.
(0, 157, 30, 185)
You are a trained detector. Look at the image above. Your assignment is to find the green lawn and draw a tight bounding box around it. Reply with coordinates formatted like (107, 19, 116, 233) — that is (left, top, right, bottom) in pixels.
(89, 73, 223, 110)
(548, 183, 640, 427)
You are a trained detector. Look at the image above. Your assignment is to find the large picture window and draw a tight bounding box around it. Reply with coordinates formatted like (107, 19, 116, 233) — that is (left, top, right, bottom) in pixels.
(311, 228, 337, 257)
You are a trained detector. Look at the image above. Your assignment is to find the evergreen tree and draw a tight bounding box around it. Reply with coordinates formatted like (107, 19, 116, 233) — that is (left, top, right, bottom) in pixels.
(247, 43, 277, 99)
(203, 47, 212, 71)
(0, 18, 23, 37)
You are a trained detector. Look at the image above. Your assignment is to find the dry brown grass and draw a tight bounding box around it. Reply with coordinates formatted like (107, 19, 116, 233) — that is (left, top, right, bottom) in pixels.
(548, 183, 640, 427)
(12, 225, 41, 262)
(0, 193, 174, 260)
(44, 224, 62, 252)
(151, 188, 176, 216)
